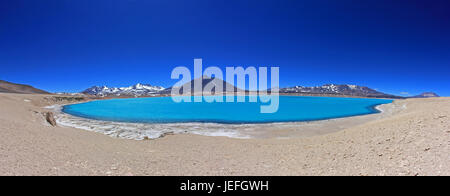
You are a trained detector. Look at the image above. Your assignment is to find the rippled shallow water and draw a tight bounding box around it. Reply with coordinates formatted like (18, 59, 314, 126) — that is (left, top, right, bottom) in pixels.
(62, 96, 392, 124)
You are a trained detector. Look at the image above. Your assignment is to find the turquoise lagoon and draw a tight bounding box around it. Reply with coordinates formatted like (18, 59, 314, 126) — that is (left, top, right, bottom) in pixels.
(63, 96, 393, 124)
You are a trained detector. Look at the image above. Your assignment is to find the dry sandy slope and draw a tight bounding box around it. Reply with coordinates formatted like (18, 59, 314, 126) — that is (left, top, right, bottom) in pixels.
(0, 80, 49, 94)
(0, 93, 448, 175)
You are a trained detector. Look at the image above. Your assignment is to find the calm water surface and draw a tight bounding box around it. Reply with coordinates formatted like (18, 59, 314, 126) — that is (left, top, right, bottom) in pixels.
(63, 96, 393, 124)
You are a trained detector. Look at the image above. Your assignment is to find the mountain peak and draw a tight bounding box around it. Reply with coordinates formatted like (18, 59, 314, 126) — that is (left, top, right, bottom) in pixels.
(162, 77, 240, 94)
(411, 92, 439, 98)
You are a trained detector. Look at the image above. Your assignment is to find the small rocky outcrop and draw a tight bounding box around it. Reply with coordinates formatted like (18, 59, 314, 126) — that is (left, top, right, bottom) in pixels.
(45, 112, 57, 126)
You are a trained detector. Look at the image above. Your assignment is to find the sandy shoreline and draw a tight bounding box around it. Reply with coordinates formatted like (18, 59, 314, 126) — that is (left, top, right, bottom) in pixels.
(0, 93, 449, 175)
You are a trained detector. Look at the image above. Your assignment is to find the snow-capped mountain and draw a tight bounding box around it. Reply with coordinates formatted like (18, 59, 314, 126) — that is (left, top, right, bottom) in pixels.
(280, 84, 399, 98)
(411, 92, 440, 98)
(82, 83, 165, 97)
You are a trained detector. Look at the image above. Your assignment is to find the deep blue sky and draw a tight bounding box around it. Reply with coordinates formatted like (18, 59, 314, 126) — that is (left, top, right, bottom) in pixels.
(1, 0, 449, 96)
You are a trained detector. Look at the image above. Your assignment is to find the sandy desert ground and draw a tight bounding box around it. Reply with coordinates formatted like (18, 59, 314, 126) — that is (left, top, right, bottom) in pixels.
(0, 93, 448, 176)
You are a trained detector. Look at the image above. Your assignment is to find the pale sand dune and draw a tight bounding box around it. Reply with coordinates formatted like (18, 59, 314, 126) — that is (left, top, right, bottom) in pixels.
(0, 93, 448, 175)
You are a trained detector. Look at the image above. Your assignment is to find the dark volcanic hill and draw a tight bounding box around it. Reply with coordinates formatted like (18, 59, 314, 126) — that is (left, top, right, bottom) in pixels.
(160, 77, 240, 94)
(0, 80, 49, 94)
(411, 92, 440, 98)
(280, 84, 401, 98)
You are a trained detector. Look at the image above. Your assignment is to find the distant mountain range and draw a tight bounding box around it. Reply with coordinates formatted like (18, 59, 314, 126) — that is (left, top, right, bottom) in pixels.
(0, 80, 49, 94)
(83, 78, 239, 97)
(279, 84, 402, 98)
(0, 79, 438, 99)
(81, 80, 404, 98)
(410, 92, 440, 98)
(82, 83, 165, 97)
